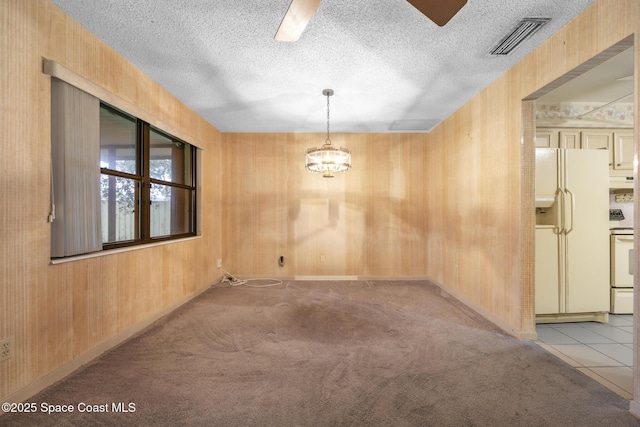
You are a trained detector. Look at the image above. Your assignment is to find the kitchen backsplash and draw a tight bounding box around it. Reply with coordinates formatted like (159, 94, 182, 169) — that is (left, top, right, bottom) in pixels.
(610, 192, 634, 228)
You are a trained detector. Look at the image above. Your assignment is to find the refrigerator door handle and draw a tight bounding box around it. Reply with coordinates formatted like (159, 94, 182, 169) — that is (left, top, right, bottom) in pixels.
(564, 188, 575, 234)
(555, 189, 564, 234)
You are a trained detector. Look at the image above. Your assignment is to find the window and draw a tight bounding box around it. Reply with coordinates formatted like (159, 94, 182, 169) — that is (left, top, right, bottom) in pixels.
(49, 73, 200, 259)
(99, 104, 197, 249)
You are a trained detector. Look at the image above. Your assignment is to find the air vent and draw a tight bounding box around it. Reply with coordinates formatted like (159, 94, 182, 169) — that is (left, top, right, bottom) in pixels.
(389, 119, 441, 132)
(490, 18, 550, 55)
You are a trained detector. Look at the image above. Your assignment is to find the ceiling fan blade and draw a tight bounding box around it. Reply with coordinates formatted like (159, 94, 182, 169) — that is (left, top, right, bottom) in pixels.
(275, 0, 321, 42)
(406, 0, 467, 26)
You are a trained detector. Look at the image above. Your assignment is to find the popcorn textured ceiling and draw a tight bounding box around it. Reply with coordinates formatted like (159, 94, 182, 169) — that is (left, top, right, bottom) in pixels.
(51, 0, 596, 132)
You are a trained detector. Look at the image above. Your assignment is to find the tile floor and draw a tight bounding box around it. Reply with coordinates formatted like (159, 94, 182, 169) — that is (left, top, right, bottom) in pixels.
(536, 315, 634, 400)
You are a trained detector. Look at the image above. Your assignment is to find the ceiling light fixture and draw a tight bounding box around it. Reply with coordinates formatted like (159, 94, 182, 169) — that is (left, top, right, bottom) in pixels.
(305, 89, 351, 178)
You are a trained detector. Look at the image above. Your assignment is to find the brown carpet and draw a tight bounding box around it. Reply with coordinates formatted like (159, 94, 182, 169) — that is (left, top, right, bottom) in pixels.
(2, 280, 639, 426)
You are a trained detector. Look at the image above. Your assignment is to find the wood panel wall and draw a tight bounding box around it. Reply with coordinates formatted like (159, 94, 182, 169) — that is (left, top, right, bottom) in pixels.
(222, 133, 428, 278)
(0, 0, 222, 402)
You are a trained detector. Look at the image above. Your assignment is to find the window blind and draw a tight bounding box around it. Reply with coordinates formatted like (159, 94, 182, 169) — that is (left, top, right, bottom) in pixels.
(50, 78, 102, 257)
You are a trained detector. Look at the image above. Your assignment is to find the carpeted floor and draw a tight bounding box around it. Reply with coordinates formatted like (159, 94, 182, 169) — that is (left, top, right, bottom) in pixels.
(2, 280, 639, 426)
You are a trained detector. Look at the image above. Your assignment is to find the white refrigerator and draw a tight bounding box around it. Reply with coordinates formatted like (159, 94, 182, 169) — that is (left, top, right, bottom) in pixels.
(535, 148, 610, 317)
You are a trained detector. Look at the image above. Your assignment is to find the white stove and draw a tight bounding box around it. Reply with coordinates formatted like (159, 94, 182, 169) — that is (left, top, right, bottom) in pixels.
(610, 227, 634, 314)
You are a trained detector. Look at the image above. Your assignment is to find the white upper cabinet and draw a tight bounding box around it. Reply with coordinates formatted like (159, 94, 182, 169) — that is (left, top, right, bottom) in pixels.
(613, 131, 634, 170)
(559, 130, 580, 149)
(536, 127, 634, 175)
(535, 130, 559, 148)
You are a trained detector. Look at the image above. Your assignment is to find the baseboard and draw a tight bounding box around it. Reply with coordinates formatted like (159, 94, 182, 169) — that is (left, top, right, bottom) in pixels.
(536, 312, 609, 324)
(216, 273, 432, 282)
(425, 276, 535, 340)
(292, 275, 432, 281)
(2, 282, 214, 406)
(293, 275, 361, 281)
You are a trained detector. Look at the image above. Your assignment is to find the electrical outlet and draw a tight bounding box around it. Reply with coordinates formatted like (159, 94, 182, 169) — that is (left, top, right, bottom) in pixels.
(320, 255, 325, 262)
(216, 259, 222, 269)
(1, 337, 14, 361)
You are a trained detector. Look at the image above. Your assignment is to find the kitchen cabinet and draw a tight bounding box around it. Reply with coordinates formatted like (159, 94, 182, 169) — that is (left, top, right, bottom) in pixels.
(559, 130, 580, 149)
(581, 130, 612, 150)
(613, 132, 634, 171)
(536, 127, 634, 177)
(581, 130, 613, 169)
(535, 130, 558, 148)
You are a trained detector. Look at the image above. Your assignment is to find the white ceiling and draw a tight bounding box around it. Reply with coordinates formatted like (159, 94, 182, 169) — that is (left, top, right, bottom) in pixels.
(50, 0, 599, 133)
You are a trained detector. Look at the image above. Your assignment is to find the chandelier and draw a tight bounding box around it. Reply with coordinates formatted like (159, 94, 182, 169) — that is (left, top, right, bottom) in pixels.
(305, 89, 351, 178)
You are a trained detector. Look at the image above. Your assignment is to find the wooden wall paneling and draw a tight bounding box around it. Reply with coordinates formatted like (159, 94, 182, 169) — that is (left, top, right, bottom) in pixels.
(353, 133, 372, 276)
(1, 0, 47, 398)
(493, 84, 518, 323)
(397, 133, 426, 276)
(350, 133, 371, 276)
(390, 133, 410, 276)
(39, 264, 73, 372)
(448, 82, 506, 323)
(424, 124, 445, 282)
(440, 113, 461, 293)
(245, 133, 260, 274)
(161, 245, 176, 305)
(71, 261, 91, 355)
(222, 132, 434, 279)
(246, 133, 263, 273)
(303, 133, 324, 275)
(220, 133, 238, 273)
(263, 132, 280, 273)
(1, 0, 222, 402)
(342, 133, 360, 275)
(231, 134, 256, 274)
(199, 138, 222, 280)
(255, 133, 287, 275)
(383, 133, 400, 276)
(250, 133, 263, 274)
(301, 133, 335, 275)
(287, 133, 304, 274)
(281, 133, 296, 276)
(279, 131, 292, 275)
(365, 133, 391, 275)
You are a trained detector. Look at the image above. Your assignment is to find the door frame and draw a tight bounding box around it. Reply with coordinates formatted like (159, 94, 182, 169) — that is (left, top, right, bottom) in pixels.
(520, 34, 636, 400)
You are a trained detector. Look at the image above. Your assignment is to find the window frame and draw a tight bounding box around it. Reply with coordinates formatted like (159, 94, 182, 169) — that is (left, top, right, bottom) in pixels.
(100, 103, 197, 250)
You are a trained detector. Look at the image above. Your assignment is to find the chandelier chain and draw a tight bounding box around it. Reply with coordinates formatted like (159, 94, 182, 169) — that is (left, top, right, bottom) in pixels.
(326, 91, 330, 143)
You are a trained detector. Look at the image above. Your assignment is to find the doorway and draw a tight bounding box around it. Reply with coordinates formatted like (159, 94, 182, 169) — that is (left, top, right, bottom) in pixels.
(522, 36, 635, 399)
